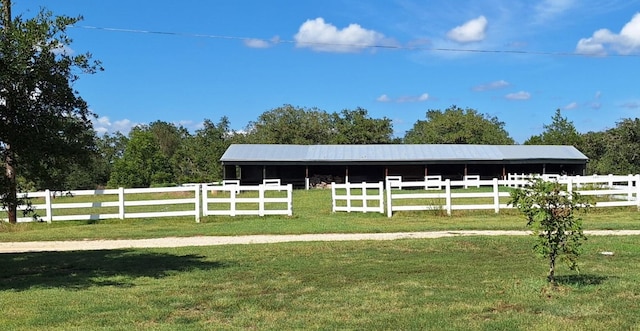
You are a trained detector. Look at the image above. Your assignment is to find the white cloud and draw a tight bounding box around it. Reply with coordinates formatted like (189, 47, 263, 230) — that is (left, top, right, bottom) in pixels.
(473, 80, 510, 92)
(243, 36, 281, 49)
(294, 17, 388, 53)
(534, 0, 575, 24)
(244, 38, 271, 48)
(417, 93, 430, 101)
(92, 116, 137, 135)
(378, 93, 430, 103)
(576, 12, 640, 55)
(505, 91, 531, 100)
(446, 16, 488, 43)
(563, 102, 578, 110)
(376, 94, 391, 102)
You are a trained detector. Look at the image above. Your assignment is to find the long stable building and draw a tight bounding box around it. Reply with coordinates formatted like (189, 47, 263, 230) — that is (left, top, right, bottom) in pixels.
(220, 144, 588, 187)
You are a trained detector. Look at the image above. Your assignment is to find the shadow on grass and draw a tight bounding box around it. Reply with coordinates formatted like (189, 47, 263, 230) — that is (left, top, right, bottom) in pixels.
(0, 249, 228, 291)
(555, 274, 610, 287)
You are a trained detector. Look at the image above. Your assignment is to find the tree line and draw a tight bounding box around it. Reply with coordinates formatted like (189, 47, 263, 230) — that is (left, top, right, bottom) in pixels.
(38, 104, 636, 191)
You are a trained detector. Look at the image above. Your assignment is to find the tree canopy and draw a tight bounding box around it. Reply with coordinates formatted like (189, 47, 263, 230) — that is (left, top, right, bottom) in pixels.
(243, 104, 395, 145)
(403, 106, 514, 144)
(1, 1, 101, 223)
(579, 118, 640, 175)
(524, 109, 582, 147)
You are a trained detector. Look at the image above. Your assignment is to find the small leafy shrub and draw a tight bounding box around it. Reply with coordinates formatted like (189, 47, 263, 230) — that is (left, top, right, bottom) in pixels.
(509, 178, 590, 284)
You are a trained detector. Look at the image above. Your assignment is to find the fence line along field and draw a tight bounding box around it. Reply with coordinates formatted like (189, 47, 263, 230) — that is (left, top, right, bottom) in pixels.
(1, 174, 638, 223)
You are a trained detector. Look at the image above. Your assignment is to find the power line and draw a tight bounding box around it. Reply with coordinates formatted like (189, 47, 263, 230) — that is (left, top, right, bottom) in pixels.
(71, 25, 639, 58)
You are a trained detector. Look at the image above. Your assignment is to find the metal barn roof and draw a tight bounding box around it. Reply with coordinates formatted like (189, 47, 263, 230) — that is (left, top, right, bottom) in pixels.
(221, 144, 588, 164)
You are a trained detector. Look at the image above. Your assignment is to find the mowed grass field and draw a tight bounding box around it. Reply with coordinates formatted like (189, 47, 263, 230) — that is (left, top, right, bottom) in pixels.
(1, 189, 639, 329)
(1, 236, 639, 330)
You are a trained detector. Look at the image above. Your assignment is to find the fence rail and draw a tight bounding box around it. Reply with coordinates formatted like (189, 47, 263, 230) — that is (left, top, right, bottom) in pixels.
(2, 186, 201, 223)
(2, 183, 294, 223)
(202, 183, 293, 217)
(3, 174, 638, 222)
(384, 174, 640, 217)
(331, 181, 384, 214)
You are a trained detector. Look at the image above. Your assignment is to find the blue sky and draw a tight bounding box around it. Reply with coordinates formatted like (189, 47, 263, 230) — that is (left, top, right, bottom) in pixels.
(11, 0, 640, 143)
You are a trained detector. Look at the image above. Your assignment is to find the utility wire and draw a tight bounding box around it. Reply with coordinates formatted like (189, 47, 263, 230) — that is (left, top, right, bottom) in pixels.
(72, 25, 639, 58)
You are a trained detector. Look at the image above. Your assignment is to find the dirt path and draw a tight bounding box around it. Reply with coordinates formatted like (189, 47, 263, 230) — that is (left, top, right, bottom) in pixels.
(2, 230, 640, 253)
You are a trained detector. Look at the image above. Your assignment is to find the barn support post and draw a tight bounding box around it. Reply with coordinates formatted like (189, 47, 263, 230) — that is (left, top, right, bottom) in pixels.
(502, 165, 506, 179)
(345, 166, 349, 183)
(305, 165, 309, 190)
(464, 164, 468, 177)
(542, 163, 546, 174)
(262, 165, 266, 180)
(222, 163, 226, 180)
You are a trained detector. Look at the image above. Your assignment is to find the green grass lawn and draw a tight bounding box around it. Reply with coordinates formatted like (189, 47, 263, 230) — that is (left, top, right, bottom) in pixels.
(1, 236, 638, 330)
(1, 188, 639, 329)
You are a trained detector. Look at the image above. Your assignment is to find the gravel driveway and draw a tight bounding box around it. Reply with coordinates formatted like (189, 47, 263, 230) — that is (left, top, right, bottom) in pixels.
(2, 230, 640, 253)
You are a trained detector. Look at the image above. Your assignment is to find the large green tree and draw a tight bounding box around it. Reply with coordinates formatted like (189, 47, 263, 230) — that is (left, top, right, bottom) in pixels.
(107, 127, 173, 188)
(172, 117, 232, 183)
(404, 106, 514, 144)
(329, 108, 394, 144)
(244, 105, 332, 144)
(525, 109, 582, 147)
(1, 2, 101, 223)
(580, 118, 640, 175)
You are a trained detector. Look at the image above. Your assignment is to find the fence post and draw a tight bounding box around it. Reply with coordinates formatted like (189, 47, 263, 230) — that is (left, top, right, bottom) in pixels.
(287, 184, 293, 216)
(44, 189, 52, 223)
(608, 174, 614, 188)
(230, 186, 236, 217)
(331, 182, 337, 213)
(636, 175, 640, 211)
(346, 182, 352, 213)
(628, 175, 633, 202)
(362, 182, 367, 213)
(118, 187, 125, 220)
(386, 180, 393, 218)
(567, 177, 573, 200)
(377, 181, 384, 214)
(445, 179, 452, 216)
(493, 178, 500, 213)
(195, 184, 201, 223)
(202, 184, 209, 217)
(305, 177, 310, 190)
(259, 185, 265, 217)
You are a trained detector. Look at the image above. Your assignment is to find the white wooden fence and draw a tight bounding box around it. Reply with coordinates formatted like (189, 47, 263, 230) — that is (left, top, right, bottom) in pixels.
(331, 181, 384, 214)
(202, 183, 293, 217)
(2, 183, 294, 223)
(384, 174, 640, 217)
(2, 185, 202, 223)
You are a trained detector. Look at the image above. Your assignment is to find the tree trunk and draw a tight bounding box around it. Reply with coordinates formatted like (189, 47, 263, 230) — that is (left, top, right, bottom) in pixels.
(5, 145, 17, 224)
(547, 252, 557, 285)
(2, 0, 16, 224)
